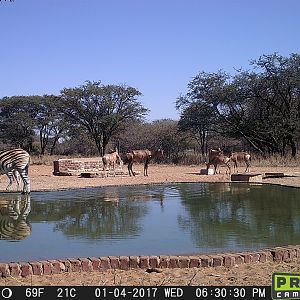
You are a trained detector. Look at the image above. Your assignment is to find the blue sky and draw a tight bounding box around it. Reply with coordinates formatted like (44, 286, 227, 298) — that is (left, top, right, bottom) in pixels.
(0, 0, 299, 121)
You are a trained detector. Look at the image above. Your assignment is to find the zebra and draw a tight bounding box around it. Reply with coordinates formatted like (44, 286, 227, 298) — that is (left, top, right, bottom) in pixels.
(0, 194, 31, 240)
(0, 149, 30, 194)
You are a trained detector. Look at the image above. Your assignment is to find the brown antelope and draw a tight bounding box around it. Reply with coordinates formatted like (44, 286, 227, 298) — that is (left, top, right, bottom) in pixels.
(127, 149, 164, 176)
(230, 152, 251, 173)
(102, 150, 123, 177)
(206, 148, 231, 175)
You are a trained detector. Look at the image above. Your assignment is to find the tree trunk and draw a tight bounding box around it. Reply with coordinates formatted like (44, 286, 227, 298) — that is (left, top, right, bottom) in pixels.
(290, 138, 297, 157)
(102, 136, 109, 156)
(50, 137, 59, 155)
(40, 129, 48, 155)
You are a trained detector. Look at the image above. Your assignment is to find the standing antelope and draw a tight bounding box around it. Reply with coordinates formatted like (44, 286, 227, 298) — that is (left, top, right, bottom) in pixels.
(102, 150, 123, 177)
(206, 149, 231, 175)
(230, 152, 251, 173)
(127, 149, 164, 176)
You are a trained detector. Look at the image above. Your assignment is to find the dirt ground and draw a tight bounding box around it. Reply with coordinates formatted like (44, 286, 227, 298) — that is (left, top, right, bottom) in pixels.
(1, 163, 300, 286)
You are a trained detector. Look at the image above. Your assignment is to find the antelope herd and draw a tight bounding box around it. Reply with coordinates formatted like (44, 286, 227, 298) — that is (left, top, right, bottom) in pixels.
(206, 148, 251, 175)
(100, 146, 250, 177)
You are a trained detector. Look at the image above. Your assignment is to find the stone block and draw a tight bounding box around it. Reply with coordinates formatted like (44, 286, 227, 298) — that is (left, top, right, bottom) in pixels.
(9, 263, 21, 277)
(79, 258, 93, 272)
(271, 248, 289, 262)
(240, 253, 252, 263)
(211, 256, 223, 267)
(99, 257, 111, 270)
(169, 256, 179, 268)
(59, 260, 71, 272)
(149, 256, 159, 268)
(30, 262, 43, 276)
(109, 256, 120, 269)
(189, 256, 200, 268)
(199, 256, 211, 267)
(251, 253, 260, 263)
(178, 256, 190, 268)
(68, 259, 81, 272)
(0, 263, 10, 278)
(232, 255, 244, 265)
(129, 256, 140, 269)
(41, 260, 52, 275)
(49, 260, 65, 274)
(159, 256, 169, 268)
(19, 262, 33, 277)
(119, 256, 130, 270)
(224, 255, 235, 267)
(231, 173, 263, 183)
(139, 256, 150, 269)
(89, 257, 101, 271)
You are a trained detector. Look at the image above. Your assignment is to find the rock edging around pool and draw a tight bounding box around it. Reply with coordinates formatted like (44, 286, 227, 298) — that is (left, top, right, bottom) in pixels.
(0, 246, 299, 278)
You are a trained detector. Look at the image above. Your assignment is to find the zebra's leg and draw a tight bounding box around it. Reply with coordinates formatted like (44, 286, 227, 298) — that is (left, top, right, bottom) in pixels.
(112, 162, 116, 177)
(5, 172, 14, 190)
(13, 169, 20, 191)
(18, 166, 30, 194)
(128, 161, 135, 176)
(245, 161, 250, 173)
(144, 160, 149, 176)
(102, 162, 107, 177)
(234, 161, 238, 173)
(226, 162, 231, 175)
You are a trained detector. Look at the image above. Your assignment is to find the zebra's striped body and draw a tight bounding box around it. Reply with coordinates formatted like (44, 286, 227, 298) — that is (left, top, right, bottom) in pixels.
(0, 149, 30, 193)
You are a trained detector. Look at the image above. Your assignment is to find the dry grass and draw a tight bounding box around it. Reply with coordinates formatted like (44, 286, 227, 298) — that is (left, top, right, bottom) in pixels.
(251, 153, 300, 167)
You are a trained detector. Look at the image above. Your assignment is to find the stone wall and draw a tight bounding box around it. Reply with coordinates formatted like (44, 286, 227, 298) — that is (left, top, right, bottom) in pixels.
(53, 159, 103, 176)
(0, 246, 299, 278)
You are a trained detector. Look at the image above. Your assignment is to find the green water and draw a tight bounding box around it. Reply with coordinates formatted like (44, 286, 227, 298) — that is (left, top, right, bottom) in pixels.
(0, 183, 299, 262)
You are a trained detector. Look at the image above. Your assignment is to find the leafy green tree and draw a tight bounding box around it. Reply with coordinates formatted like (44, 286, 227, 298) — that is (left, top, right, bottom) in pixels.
(248, 53, 300, 156)
(0, 95, 68, 155)
(176, 100, 215, 155)
(0, 96, 37, 151)
(180, 53, 300, 157)
(35, 95, 68, 155)
(60, 81, 148, 156)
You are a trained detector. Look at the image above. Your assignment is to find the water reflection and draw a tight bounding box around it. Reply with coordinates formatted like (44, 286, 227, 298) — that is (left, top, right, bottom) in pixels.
(0, 183, 299, 262)
(0, 194, 31, 241)
(29, 187, 149, 240)
(178, 183, 300, 251)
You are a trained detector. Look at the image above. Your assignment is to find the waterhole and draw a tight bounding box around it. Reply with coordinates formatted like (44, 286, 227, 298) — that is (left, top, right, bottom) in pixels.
(0, 182, 299, 262)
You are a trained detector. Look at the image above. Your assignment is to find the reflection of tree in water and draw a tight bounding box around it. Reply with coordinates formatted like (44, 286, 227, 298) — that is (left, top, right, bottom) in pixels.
(0, 194, 31, 241)
(30, 187, 149, 240)
(177, 183, 300, 251)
